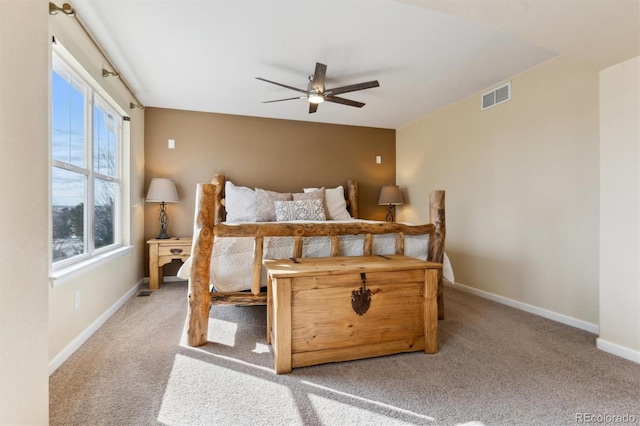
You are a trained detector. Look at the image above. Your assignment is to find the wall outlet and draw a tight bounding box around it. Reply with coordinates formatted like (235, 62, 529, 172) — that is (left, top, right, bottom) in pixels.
(74, 291, 80, 310)
(376, 155, 382, 164)
(168, 139, 175, 149)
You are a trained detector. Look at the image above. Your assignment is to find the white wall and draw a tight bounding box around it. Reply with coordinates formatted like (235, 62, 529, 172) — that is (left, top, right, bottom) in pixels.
(0, 1, 50, 424)
(598, 56, 640, 362)
(47, 11, 147, 367)
(397, 56, 600, 328)
(0, 4, 148, 422)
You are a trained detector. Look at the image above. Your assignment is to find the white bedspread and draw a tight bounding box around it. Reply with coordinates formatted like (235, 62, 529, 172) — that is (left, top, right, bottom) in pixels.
(177, 219, 454, 292)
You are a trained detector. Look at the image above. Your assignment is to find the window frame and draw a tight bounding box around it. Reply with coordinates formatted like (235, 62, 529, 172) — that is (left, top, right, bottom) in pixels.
(51, 48, 123, 271)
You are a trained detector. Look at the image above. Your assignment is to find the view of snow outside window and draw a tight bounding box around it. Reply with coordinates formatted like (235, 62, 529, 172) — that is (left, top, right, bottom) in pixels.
(51, 55, 121, 265)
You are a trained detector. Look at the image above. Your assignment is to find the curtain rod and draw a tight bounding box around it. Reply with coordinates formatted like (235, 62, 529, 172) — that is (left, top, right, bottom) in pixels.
(49, 2, 145, 110)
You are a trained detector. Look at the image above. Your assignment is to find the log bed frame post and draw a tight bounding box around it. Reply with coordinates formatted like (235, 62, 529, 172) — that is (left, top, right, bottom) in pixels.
(346, 180, 358, 219)
(187, 183, 217, 347)
(427, 190, 446, 320)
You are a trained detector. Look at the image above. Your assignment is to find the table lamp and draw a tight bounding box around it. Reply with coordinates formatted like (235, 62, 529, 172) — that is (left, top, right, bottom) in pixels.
(146, 178, 179, 239)
(378, 185, 404, 222)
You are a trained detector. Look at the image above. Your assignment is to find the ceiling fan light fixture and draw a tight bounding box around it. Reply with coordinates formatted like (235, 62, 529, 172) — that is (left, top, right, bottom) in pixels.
(308, 93, 324, 104)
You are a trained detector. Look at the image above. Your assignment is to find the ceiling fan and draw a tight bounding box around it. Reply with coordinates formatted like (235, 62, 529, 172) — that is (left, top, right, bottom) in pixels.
(256, 62, 379, 114)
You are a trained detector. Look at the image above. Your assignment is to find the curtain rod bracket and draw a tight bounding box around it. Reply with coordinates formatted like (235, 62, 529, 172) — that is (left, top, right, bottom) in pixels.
(102, 68, 120, 78)
(49, 2, 75, 16)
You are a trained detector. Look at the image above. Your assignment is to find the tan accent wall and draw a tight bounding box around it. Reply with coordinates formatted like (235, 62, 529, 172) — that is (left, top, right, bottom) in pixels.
(397, 56, 600, 325)
(144, 108, 395, 274)
(0, 1, 49, 424)
(599, 56, 640, 357)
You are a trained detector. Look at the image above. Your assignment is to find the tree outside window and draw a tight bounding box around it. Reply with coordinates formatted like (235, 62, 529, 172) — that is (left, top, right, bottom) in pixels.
(51, 52, 122, 266)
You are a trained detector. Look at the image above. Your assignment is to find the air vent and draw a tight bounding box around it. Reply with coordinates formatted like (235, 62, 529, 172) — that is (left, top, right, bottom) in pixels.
(481, 82, 511, 110)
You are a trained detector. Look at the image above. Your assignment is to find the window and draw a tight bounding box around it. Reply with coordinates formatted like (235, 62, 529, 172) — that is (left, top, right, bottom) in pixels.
(51, 51, 122, 268)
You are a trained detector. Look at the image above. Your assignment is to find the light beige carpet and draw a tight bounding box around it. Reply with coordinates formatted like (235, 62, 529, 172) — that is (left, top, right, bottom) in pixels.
(50, 282, 639, 425)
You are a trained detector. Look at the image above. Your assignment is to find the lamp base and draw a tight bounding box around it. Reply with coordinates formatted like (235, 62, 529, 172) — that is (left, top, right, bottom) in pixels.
(385, 205, 394, 222)
(156, 202, 171, 239)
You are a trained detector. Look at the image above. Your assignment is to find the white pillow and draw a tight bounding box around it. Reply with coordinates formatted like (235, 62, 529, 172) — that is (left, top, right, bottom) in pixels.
(274, 199, 326, 221)
(224, 181, 256, 222)
(304, 186, 351, 220)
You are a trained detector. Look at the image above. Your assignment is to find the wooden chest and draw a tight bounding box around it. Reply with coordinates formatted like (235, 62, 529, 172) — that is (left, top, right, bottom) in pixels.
(264, 255, 442, 374)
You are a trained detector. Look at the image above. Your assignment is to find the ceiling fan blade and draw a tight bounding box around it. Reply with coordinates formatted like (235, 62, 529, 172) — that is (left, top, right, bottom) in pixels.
(325, 80, 379, 96)
(309, 102, 319, 114)
(311, 62, 327, 91)
(262, 96, 305, 103)
(324, 95, 365, 108)
(255, 77, 308, 95)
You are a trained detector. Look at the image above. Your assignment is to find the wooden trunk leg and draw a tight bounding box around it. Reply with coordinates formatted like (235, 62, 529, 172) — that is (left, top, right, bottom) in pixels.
(273, 277, 292, 374)
(424, 268, 439, 354)
(437, 271, 444, 321)
(266, 275, 273, 345)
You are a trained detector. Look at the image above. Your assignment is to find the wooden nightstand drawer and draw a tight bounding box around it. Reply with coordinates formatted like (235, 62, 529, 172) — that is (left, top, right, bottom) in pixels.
(158, 243, 190, 257)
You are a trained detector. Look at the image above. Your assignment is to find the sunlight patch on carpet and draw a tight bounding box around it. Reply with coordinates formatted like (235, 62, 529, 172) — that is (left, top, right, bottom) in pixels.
(302, 380, 435, 423)
(308, 394, 431, 425)
(180, 343, 274, 374)
(157, 354, 302, 425)
(207, 318, 238, 346)
(252, 343, 271, 354)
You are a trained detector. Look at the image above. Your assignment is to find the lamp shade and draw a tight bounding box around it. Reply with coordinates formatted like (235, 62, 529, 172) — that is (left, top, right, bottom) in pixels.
(378, 185, 404, 205)
(146, 178, 179, 203)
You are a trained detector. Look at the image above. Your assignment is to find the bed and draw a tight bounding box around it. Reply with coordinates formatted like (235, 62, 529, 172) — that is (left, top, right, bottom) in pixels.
(183, 174, 448, 347)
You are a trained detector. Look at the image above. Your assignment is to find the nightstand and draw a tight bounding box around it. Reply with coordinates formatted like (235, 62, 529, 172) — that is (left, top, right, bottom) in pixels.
(147, 237, 192, 290)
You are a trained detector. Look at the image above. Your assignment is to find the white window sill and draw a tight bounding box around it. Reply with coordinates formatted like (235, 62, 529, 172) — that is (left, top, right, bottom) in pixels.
(50, 245, 134, 288)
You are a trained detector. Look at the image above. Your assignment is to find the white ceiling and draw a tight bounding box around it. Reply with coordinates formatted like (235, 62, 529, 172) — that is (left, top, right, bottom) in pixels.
(71, 0, 639, 130)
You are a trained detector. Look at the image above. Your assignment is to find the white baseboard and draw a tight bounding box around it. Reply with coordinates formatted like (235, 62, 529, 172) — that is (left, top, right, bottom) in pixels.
(48, 279, 144, 375)
(446, 281, 600, 334)
(596, 338, 640, 364)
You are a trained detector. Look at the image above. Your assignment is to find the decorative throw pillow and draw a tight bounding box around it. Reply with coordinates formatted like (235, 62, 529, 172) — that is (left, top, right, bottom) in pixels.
(274, 199, 326, 221)
(255, 188, 292, 222)
(224, 181, 256, 222)
(304, 186, 351, 220)
(293, 187, 328, 218)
